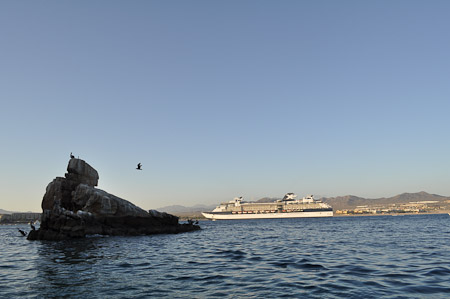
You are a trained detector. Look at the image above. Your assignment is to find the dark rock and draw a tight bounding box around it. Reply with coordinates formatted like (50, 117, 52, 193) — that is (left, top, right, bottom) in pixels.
(66, 159, 99, 187)
(28, 158, 200, 241)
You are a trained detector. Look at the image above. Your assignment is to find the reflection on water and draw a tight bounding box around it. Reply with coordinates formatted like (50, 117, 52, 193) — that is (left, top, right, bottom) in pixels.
(1, 215, 450, 298)
(34, 239, 104, 296)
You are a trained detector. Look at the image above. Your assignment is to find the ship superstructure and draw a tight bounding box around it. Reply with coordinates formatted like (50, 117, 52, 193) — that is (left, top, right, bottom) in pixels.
(202, 193, 333, 220)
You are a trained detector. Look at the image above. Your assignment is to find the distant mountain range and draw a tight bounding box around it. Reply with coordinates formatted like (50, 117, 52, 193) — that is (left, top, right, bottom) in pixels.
(321, 191, 450, 210)
(156, 204, 217, 215)
(157, 191, 450, 215)
(3, 192, 448, 216)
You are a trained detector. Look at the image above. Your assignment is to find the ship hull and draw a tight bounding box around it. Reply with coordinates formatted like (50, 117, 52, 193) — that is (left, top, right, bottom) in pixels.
(202, 210, 333, 220)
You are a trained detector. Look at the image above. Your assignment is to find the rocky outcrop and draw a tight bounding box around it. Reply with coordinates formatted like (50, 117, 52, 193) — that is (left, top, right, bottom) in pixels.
(28, 158, 200, 240)
(66, 158, 99, 187)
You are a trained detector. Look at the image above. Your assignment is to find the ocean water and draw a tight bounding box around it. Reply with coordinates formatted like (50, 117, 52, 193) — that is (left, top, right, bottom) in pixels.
(1, 214, 450, 298)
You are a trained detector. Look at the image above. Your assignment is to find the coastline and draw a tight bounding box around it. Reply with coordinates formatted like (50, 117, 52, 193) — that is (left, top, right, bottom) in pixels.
(176, 211, 450, 220)
(3, 209, 449, 223)
(334, 211, 450, 217)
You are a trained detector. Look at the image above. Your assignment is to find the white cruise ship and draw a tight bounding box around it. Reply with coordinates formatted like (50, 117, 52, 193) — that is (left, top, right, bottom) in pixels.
(202, 193, 333, 220)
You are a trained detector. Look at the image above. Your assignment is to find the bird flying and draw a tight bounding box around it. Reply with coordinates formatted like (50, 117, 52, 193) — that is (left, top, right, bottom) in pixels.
(136, 163, 142, 170)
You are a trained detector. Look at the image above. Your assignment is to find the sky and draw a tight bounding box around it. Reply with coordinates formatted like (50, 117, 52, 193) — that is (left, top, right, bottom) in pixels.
(1, 1, 450, 212)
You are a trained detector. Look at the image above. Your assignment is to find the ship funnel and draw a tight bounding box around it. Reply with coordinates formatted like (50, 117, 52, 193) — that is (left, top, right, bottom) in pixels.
(283, 193, 297, 201)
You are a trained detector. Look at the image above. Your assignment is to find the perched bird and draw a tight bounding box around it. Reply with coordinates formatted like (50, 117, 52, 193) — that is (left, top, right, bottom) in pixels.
(136, 163, 142, 170)
(70, 152, 75, 159)
(30, 222, 35, 231)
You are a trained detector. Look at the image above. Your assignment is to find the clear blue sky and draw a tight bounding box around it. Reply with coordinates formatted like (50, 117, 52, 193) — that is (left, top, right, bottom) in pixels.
(1, 1, 449, 212)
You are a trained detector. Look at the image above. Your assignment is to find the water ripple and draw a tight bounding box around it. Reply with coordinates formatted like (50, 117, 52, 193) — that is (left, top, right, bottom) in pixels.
(1, 215, 450, 298)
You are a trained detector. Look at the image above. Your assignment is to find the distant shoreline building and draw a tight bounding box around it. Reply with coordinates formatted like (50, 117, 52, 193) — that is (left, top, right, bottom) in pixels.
(0, 213, 41, 224)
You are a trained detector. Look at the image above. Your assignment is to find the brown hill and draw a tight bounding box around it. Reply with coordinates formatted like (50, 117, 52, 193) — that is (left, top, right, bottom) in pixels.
(321, 191, 450, 210)
(255, 197, 280, 203)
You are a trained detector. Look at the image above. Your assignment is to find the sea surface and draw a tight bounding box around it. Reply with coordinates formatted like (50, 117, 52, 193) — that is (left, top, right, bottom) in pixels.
(1, 214, 450, 298)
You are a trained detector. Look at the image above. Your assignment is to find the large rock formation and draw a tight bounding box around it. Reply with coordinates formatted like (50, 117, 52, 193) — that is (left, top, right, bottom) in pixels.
(28, 158, 200, 240)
